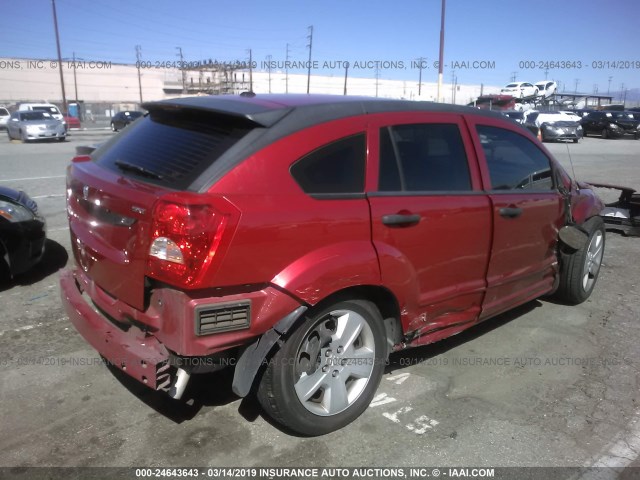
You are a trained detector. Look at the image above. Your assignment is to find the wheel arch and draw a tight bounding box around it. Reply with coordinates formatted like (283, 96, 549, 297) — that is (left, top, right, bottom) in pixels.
(231, 283, 403, 398)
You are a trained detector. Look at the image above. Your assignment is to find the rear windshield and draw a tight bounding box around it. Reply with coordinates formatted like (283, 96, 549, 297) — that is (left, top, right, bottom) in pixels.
(94, 109, 253, 190)
(32, 106, 59, 114)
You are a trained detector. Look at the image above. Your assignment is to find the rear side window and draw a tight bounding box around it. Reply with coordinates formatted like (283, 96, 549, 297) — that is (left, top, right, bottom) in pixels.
(378, 123, 471, 192)
(476, 125, 554, 191)
(290, 134, 366, 195)
(94, 110, 253, 190)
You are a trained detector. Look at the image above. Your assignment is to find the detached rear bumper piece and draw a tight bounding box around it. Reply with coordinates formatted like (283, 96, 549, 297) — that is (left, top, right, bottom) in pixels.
(591, 183, 640, 236)
(60, 268, 170, 390)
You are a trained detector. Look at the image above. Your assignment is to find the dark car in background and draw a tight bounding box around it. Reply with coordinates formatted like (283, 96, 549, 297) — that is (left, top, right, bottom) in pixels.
(501, 110, 526, 124)
(525, 111, 582, 143)
(110, 111, 144, 132)
(0, 187, 46, 281)
(581, 111, 640, 139)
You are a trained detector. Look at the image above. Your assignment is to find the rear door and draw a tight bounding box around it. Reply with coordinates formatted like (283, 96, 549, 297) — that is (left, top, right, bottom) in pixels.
(367, 112, 492, 343)
(467, 118, 564, 319)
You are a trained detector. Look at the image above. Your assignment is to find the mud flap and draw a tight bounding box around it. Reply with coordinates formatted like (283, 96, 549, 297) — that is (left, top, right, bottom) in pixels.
(231, 306, 307, 397)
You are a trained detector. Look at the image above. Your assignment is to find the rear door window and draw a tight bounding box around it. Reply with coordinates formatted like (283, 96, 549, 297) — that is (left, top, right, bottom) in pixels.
(378, 123, 471, 192)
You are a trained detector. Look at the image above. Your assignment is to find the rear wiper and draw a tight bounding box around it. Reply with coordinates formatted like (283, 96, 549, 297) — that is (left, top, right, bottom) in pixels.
(114, 160, 163, 180)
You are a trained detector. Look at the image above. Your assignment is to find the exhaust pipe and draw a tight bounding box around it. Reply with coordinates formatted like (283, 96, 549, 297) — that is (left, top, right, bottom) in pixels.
(168, 367, 191, 400)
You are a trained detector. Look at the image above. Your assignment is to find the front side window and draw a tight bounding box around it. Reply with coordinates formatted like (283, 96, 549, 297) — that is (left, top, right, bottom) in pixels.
(290, 134, 366, 195)
(476, 125, 554, 191)
(378, 123, 471, 192)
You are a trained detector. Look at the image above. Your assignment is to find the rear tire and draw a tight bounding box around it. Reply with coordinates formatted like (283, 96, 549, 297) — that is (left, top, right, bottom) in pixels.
(257, 299, 387, 436)
(573, 138, 579, 143)
(554, 217, 605, 305)
(111, 122, 117, 132)
(601, 128, 608, 139)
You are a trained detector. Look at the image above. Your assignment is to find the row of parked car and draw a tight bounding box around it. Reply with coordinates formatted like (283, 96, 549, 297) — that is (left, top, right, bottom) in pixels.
(1, 103, 146, 141)
(502, 108, 640, 142)
(500, 81, 557, 99)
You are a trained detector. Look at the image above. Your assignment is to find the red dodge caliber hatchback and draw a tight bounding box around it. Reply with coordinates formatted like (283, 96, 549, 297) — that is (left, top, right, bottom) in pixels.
(60, 94, 604, 435)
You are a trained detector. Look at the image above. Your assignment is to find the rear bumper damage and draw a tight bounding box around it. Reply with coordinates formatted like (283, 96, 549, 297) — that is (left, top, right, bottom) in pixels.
(60, 268, 173, 392)
(59, 266, 303, 399)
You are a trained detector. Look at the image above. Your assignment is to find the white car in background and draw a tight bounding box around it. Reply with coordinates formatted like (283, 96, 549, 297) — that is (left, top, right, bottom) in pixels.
(500, 82, 538, 98)
(17, 103, 64, 121)
(535, 81, 558, 98)
(0, 107, 9, 129)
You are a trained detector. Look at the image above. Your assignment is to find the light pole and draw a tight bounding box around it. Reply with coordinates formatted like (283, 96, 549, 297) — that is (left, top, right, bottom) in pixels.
(51, 0, 67, 114)
(436, 0, 446, 102)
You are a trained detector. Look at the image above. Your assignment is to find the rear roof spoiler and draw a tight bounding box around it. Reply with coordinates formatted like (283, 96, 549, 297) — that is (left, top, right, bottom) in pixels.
(142, 96, 294, 128)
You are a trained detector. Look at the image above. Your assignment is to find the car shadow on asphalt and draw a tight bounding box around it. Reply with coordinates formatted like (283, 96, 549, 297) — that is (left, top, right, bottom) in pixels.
(105, 361, 242, 424)
(103, 299, 542, 433)
(0, 239, 68, 292)
(385, 300, 542, 374)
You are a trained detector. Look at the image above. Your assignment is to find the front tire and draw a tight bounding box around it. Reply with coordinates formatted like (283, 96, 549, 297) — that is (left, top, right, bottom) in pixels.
(554, 217, 605, 305)
(257, 299, 387, 436)
(601, 128, 608, 139)
(111, 122, 117, 132)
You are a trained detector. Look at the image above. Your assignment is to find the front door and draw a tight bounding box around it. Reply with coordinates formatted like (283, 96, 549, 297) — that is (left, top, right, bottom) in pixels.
(470, 122, 564, 320)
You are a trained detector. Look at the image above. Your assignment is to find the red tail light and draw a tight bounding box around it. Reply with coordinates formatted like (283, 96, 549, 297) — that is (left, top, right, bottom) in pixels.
(146, 193, 229, 287)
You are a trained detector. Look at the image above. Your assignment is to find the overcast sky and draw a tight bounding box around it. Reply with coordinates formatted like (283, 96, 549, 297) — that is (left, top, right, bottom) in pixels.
(2, 0, 639, 92)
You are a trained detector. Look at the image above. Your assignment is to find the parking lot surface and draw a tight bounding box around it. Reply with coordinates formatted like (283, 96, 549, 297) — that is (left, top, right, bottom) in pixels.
(0, 132, 639, 470)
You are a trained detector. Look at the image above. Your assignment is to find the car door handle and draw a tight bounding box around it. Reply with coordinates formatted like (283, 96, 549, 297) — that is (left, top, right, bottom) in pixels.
(382, 214, 421, 226)
(499, 207, 523, 218)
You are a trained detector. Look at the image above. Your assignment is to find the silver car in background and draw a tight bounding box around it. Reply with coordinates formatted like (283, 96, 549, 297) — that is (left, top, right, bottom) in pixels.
(6, 111, 66, 142)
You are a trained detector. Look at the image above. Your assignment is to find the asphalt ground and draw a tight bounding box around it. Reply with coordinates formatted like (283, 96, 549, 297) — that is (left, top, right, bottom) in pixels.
(0, 129, 639, 474)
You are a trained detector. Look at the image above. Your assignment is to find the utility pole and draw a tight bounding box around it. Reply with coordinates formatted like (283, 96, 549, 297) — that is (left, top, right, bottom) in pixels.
(620, 83, 625, 102)
(343, 62, 349, 95)
(437, 0, 446, 102)
(544, 68, 549, 80)
(72, 52, 79, 117)
(607, 76, 613, 95)
(510, 71, 517, 82)
(306, 26, 313, 94)
(266, 54, 272, 93)
(176, 47, 186, 94)
(248, 48, 253, 92)
(285, 43, 290, 93)
(375, 67, 380, 97)
(135, 45, 143, 103)
(51, 0, 67, 114)
(416, 57, 425, 96)
(574, 78, 580, 93)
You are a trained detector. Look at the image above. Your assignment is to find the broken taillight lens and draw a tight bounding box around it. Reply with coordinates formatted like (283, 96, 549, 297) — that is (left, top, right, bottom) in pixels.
(146, 194, 228, 287)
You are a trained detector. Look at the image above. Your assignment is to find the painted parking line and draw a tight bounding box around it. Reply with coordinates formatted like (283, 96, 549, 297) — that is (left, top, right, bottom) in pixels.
(31, 194, 66, 199)
(370, 392, 397, 408)
(0, 316, 67, 337)
(0, 176, 66, 182)
(578, 410, 640, 479)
